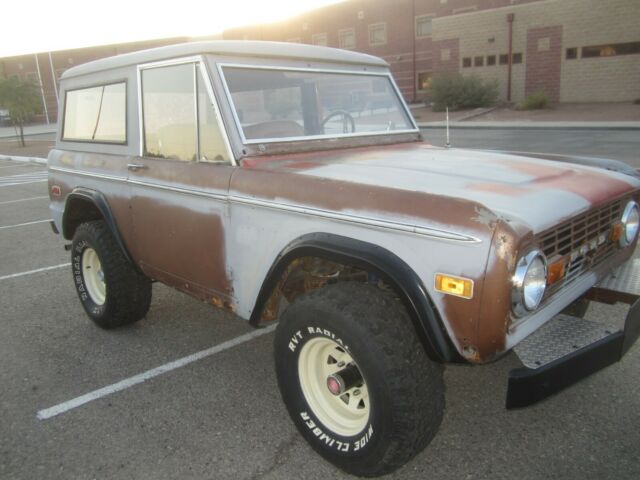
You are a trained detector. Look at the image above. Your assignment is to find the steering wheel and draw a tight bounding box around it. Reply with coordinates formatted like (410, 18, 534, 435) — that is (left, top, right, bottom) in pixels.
(321, 110, 356, 134)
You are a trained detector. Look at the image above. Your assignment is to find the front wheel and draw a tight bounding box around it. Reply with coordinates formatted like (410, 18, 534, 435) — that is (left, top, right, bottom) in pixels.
(274, 282, 444, 477)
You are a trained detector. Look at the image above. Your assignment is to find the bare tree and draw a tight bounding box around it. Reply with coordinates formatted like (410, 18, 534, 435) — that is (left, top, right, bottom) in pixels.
(0, 78, 42, 147)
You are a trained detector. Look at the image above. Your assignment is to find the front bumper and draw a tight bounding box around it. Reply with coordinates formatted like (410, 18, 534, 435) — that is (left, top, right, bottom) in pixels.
(506, 254, 640, 409)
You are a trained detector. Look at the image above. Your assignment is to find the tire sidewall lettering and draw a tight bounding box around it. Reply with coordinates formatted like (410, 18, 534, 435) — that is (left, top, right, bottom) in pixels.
(288, 325, 376, 456)
(72, 236, 106, 317)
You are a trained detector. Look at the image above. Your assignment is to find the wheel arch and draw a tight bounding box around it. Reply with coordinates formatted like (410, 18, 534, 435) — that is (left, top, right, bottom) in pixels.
(250, 232, 462, 363)
(62, 188, 134, 265)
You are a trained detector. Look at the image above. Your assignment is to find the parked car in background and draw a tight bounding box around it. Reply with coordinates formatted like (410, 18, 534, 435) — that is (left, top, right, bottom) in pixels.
(47, 41, 640, 477)
(0, 108, 11, 126)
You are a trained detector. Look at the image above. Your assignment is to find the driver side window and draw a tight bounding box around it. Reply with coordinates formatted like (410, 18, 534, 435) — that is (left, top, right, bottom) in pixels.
(141, 62, 229, 162)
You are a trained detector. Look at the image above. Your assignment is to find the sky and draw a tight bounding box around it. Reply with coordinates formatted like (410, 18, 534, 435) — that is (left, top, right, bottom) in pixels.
(0, 0, 345, 58)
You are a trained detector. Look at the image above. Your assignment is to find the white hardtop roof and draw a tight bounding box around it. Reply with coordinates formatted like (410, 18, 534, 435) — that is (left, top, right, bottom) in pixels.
(61, 40, 389, 79)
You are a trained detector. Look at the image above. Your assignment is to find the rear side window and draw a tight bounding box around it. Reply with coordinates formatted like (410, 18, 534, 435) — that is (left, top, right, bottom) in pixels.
(62, 82, 126, 143)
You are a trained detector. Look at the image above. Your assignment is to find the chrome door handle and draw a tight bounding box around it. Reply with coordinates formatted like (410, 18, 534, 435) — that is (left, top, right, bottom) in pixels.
(127, 163, 148, 171)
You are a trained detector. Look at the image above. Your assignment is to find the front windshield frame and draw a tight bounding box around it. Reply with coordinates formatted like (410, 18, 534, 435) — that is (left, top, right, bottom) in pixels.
(216, 63, 419, 145)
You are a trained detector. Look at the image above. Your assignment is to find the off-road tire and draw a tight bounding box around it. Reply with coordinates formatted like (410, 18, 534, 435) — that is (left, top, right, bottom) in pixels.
(274, 282, 444, 477)
(71, 220, 151, 328)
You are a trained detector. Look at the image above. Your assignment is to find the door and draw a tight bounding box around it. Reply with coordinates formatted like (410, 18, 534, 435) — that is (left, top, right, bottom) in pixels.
(129, 59, 235, 302)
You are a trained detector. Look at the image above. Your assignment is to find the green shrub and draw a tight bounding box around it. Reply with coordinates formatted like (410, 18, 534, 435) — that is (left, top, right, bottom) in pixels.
(430, 73, 498, 112)
(516, 92, 549, 110)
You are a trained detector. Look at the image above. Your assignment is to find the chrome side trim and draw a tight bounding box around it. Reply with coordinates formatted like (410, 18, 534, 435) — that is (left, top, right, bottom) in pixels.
(49, 166, 126, 183)
(49, 167, 481, 243)
(128, 179, 227, 201)
(229, 195, 482, 243)
(216, 62, 420, 145)
(49, 166, 227, 201)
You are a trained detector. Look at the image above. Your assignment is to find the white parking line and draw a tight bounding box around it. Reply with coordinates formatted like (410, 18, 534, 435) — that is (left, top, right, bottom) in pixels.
(0, 196, 48, 205)
(0, 219, 51, 230)
(0, 163, 36, 169)
(0, 263, 70, 281)
(37, 324, 277, 420)
(0, 171, 48, 187)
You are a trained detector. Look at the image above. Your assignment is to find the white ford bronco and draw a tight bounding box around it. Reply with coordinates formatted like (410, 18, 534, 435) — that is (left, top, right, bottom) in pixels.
(48, 41, 640, 476)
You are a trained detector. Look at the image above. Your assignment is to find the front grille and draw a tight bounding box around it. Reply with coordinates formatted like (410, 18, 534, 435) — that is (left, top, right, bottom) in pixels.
(537, 199, 624, 298)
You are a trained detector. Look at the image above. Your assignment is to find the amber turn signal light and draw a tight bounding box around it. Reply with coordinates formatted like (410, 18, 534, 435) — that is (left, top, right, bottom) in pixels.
(435, 273, 474, 299)
(547, 258, 566, 285)
(611, 223, 624, 243)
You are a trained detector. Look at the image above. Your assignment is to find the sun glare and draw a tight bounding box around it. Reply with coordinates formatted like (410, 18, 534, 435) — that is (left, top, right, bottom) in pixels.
(0, 0, 345, 58)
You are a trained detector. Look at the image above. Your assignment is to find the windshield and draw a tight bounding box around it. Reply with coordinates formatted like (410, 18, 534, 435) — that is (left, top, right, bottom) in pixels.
(220, 66, 415, 143)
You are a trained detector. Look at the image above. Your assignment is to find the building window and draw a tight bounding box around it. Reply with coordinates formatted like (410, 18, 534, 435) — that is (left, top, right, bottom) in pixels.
(62, 82, 126, 144)
(312, 33, 328, 46)
(581, 41, 640, 58)
(462, 57, 472, 68)
(474, 56, 484, 67)
(368, 23, 387, 46)
(415, 15, 433, 38)
(537, 37, 550, 52)
(487, 55, 496, 66)
(417, 72, 432, 91)
(512, 53, 523, 64)
(338, 28, 356, 49)
(499, 54, 509, 65)
(566, 48, 578, 60)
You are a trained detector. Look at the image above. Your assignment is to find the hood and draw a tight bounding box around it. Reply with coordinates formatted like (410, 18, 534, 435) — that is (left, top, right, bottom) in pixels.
(243, 143, 640, 233)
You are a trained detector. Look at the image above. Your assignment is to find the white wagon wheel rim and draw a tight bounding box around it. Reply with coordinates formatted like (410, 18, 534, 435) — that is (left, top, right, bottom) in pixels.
(298, 337, 370, 437)
(82, 248, 106, 305)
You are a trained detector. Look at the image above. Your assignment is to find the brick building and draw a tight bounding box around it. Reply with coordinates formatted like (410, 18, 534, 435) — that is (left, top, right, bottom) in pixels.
(224, 0, 640, 104)
(1, 0, 639, 122)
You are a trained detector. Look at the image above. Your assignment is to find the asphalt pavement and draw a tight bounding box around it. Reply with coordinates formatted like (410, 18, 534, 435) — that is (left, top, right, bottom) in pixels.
(1, 137, 640, 480)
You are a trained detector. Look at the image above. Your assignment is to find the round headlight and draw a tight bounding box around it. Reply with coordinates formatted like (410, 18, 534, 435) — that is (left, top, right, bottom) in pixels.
(620, 201, 639, 247)
(512, 250, 547, 317)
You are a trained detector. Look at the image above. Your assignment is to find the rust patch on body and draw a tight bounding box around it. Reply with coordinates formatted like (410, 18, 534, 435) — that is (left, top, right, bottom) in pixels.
(498, 159, 636, 206)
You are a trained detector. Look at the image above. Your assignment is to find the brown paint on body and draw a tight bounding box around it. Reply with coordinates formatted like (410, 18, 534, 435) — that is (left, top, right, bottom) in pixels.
(496, 159, 636, 206)
(232, 168, 497, 238)
(129, 157, 234, 300)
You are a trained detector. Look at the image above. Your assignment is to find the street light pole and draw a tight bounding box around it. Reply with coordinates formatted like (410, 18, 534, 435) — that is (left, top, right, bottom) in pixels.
(34, 53, 50, 125)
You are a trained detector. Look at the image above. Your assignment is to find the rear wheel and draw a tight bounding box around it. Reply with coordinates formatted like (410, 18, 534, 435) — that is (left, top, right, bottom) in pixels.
(274, 282, 444, 477)
(71, 220, 151, 328)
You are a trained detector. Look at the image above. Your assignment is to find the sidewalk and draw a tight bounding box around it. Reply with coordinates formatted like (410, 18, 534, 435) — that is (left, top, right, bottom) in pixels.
(416, 120, 640, 129)
(0, 123, 57, 139)
(412, 102, 640, 130)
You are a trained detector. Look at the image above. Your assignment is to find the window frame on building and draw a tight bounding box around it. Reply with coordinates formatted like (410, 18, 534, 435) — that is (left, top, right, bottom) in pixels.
(487, 55, 496, 66)
(462, 57, 472, 68)
(474, 56, 484, 67)
(338, 28, 356, 50)
(368, 22, 388, 47)
(312, 32, 328, 47)
(415, 15, 434, 39)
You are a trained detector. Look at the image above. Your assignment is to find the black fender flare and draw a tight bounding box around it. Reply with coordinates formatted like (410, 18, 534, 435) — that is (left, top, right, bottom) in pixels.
(250, 232, 463, 363)
(63, 188, 135, 265)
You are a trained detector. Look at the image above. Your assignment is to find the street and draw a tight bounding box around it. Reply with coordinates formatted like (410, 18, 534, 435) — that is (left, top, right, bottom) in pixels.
(1, 129, 640, 480)
(421, 127, 640, 166)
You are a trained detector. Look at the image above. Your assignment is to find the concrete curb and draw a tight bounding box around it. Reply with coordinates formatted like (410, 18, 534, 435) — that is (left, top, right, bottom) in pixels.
(417, 122, 640, 130)
(0, 154, 47, 165)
